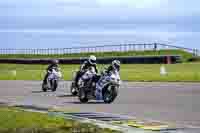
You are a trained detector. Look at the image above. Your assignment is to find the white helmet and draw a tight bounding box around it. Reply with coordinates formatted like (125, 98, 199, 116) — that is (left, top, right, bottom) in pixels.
(112, 60, 120, 70)
(88, 55, 96, 65)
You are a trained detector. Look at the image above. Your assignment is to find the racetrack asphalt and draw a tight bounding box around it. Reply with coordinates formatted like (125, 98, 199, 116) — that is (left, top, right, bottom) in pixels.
(0, 80, 200, 127)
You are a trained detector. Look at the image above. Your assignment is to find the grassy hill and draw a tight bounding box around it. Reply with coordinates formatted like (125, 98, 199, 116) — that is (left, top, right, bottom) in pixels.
(0, 49, 193, 62)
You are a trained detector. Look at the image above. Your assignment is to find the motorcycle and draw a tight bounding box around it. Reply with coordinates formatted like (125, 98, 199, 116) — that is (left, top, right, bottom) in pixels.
(70, 67, 97, 96)
(99, 70, 120, 103)
(78, 68, 121, 104)
(42, 67, 62, 92)
(78, 67, 97, 103)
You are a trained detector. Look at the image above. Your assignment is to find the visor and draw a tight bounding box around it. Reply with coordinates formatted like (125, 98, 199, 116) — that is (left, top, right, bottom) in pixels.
(90, 59, 96, 64)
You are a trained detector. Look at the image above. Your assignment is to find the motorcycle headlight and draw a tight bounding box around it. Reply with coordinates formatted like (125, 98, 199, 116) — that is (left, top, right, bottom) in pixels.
(113, 78, 120, 85)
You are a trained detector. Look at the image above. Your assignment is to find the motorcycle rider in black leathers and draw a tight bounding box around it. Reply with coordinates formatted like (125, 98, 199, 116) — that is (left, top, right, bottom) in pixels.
(74, 55, 98, 87)
(95, 60, 121, 100)
(43, 59, 59, 85)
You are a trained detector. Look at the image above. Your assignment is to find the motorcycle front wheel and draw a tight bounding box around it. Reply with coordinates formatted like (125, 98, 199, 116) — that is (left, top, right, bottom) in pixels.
(42, 82, 47, 92)
(78, 87, 88, 103)
(51, 80, 58, 92)
(102, 85, 118, 104)
(70, 82, 78, 96)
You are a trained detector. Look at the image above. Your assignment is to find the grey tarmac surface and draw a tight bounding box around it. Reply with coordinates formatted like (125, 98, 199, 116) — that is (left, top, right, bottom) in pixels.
(0, 80, 200, 128)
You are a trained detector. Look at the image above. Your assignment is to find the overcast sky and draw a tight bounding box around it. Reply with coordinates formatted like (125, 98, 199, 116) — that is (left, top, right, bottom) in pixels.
(0, 0, 200, 49)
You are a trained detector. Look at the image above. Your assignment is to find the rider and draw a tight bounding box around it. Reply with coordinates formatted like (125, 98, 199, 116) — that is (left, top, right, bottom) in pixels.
(104, 60, 121, 75)
(74, 55, 98, 87)
(43, 59, 59, 84)
(95, 60, 121, 100)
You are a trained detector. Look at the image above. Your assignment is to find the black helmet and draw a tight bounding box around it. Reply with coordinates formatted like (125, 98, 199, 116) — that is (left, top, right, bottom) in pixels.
(51, 59, 59, 65)
(112, 60, 120, 71)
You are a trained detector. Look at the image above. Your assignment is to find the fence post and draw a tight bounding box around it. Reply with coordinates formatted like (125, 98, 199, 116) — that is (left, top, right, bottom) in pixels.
(128, 44, 131, 51)
(193, 49, 199, 56)
(132, 44, 135, 51)
(40, 49, 42, 55)
(37, 49, 40, 55)
(154, 43, 157, 51)
(6, 49, 8, 55)
(123, 44, 126, 52)
(57, 48, 59, 55)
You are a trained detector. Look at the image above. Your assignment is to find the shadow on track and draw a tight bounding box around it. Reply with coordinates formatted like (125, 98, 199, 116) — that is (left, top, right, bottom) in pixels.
(64, 101, 105, 104)
(32, 91, 44, 93)
(57, 94, 75, 98)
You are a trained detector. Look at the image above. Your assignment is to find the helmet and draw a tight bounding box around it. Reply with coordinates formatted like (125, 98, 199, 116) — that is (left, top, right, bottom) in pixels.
(51, 59, 59, 65)
(88, 55, 96, 65)
(112, 60, 120, 71)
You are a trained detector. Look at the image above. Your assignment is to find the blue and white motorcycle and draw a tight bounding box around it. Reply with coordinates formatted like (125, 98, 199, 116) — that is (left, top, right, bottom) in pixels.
(96, 70, 121, 103)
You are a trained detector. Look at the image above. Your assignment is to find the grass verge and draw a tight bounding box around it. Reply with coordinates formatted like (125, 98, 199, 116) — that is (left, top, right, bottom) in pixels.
(0, 63, 200, 82)
(0, 106, 121, 133)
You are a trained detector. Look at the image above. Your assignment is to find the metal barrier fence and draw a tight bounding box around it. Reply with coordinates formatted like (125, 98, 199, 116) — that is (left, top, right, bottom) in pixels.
(0, 43, 199, 56)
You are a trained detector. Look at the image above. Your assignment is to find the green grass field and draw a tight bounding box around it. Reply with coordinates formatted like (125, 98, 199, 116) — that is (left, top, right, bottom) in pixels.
(0, 50, 193, 62)
(1, 63, 200, 82)
(0, 106, 120, 133)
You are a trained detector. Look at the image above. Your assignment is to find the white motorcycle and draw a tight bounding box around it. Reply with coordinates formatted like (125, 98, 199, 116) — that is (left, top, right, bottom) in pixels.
(78, 67, 121, 104)
(78, 67, 97, 102)
(71, 67, 97, 96)
(42, 67, 62, 92)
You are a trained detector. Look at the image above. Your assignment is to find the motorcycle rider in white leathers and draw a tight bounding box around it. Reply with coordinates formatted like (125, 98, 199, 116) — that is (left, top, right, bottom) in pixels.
(74, 55, 98, 87)
(95, 60, 121, 100)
